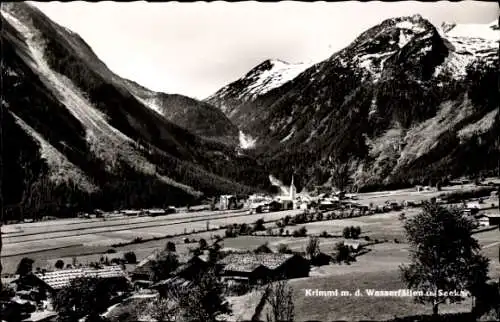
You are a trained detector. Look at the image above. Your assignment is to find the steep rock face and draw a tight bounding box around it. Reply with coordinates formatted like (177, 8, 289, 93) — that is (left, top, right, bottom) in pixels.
(125, 79, 239, 145)
(1, 2, 269, 219)
(208, 15, 499, 190)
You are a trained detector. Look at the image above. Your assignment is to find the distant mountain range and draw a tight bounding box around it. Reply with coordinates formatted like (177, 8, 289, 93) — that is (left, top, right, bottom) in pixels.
(2, 3, 498, 219)
(207, 14, 499, 191)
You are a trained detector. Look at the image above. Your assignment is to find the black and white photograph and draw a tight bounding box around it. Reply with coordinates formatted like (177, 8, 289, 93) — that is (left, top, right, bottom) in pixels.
(1, 0, 499, 321)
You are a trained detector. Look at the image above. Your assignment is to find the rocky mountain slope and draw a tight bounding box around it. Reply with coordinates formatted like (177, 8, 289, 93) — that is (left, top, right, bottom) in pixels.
(1, 2, 268, 220)
(125, 79, 239, 145)
(208, 15, 499, 190)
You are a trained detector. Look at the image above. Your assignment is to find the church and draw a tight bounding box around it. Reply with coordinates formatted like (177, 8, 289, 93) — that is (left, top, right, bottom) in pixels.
(274, 175, 298, 210)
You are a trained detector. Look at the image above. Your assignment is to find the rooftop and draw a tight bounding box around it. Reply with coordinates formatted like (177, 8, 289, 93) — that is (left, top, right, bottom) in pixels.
(218, 253, 295, 272)
(34, 265, 126, 290)
(132, 251, 195, 276)
(22, 310, 57, 322)
(151, 276, 192, 289)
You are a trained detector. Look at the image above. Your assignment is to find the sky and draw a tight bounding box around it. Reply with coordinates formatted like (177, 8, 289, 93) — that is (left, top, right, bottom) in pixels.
(29, 1, 498, 99)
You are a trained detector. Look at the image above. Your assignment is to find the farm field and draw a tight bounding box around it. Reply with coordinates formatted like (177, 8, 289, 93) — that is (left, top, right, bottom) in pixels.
(355, 183, 494, 206)
(1, 184, 497, 290)
(1, 209, 302, 256)
(286, 270, 472, 321)
(278, 209, 419, 240)
(0, 209, 301, 274)
(232, 229, 499, 321)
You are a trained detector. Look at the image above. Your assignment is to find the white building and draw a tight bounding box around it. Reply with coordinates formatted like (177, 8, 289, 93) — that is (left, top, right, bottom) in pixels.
(466, 201, 481, 209)
(275, 175, 299, 209)
(476, 215, 490, 227)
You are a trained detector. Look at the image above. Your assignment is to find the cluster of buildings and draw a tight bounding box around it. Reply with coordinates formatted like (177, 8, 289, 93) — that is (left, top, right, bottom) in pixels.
(1, 266, 130, 322)
(129, 249, 311, 293)
(218, 253, 309, 285)
(464, 200, 500, 227)
(241, 175, 362, 214)
(78, 207, 177, 219)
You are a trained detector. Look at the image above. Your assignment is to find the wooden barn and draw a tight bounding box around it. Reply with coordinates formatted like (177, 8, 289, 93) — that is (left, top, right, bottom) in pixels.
(131, 251, 205, 281)
(218, 253, 309, 284)
(22, 266, 129, 296)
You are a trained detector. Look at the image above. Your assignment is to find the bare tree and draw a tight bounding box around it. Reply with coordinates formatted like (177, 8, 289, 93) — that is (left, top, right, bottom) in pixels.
(306, 236, 320, 259)
(265, 280, 295, 322)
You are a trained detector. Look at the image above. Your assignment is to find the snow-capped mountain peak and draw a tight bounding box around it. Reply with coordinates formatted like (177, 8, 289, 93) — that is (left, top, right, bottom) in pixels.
(206, 58, 313, 116)
(435, 19, 499, 78)
(240, 59, 312, 97)
(336, 14, 438, 82)
(444, 19, 499, 41)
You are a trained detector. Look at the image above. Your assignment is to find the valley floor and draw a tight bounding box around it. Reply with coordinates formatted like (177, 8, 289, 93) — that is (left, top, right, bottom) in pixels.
(1, 184, 499, 321)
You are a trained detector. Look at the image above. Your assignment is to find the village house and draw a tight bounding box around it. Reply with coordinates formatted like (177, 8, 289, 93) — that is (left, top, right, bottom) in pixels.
(149, 254, 211, 296)
(27, 265, 130, 295)
(476, 213, 500, 227)
(247, 194, 274, 213)
(130, 251, 206, 282)
(121, 209, 143, 217)
(130, 250, 163, 281)
(476, 214, 491, 227)
(6, 265, 130, 321)
(466, 201, 482, 210)
(218, 195, 238, 210)
(343, 240, 362, 252)
(144, 208, 166, 216)
(172, 256, 209, 280)
(217, 253, 309, 284)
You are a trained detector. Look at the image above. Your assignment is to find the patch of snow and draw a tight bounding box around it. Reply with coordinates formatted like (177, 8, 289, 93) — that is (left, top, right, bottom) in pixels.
(357, 51, 395, 81)
(436, 35, 497, 79)
(398, 30, 413, 48)
(435, 20, 499, 79)
(134, 95, 164, 116)
(237, 60, 313, 99)
(395, 21, 426, 33)
(280, 127, 295, 143)
(238, 130, 257, 149)
(446, 21, 499, 41)
(359, 59, 372, 70)
(369, 96, 378, 117)
(305, 129, 318, 144)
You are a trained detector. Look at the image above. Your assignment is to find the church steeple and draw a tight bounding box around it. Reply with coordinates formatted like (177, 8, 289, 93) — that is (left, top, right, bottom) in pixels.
(289, 175, 296, 200)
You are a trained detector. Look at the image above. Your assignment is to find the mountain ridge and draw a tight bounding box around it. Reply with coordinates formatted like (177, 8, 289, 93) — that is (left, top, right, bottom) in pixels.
(1, 2, 269, 220)
(208, 14, 499, 190)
